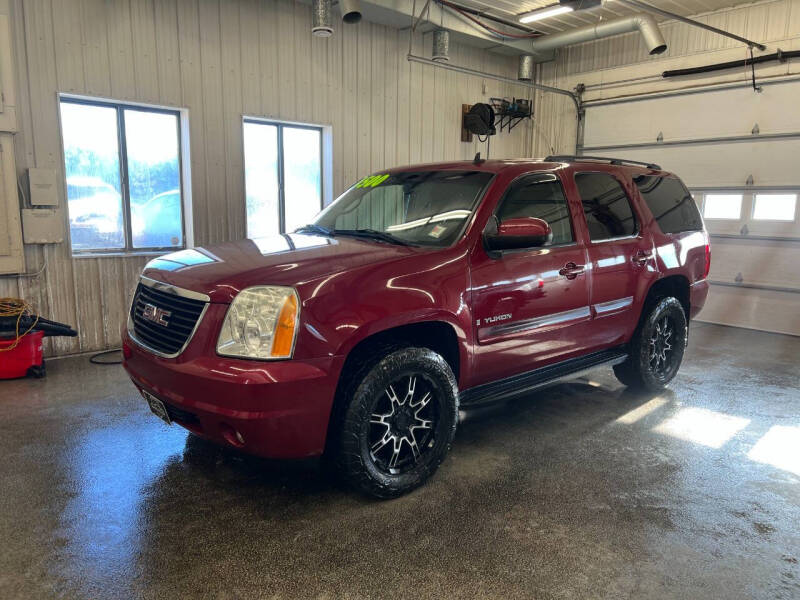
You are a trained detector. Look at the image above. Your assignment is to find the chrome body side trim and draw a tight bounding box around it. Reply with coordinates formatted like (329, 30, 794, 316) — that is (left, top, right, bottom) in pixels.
(127, 277, 210, 359)
(593, 296, 634, 316)
(486, 306, 591, 337)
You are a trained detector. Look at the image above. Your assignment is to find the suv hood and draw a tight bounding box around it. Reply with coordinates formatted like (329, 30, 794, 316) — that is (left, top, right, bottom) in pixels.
(141, 233, 420, 303)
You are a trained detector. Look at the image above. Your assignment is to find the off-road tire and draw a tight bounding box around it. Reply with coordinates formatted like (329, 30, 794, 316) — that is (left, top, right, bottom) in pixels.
(331, 347, 458, 498)
(614, 297, 687, 392)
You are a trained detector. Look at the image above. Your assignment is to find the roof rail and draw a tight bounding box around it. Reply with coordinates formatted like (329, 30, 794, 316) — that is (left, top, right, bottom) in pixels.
(545, 155, 662, 170)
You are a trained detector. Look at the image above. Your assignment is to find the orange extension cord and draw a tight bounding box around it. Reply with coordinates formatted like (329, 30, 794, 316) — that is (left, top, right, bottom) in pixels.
(0, 298, 39, 352)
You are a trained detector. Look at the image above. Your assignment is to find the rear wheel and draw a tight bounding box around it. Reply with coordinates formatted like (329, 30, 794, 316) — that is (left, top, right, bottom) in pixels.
(332, 347, 458, 498)
(614, 297, 687, 392)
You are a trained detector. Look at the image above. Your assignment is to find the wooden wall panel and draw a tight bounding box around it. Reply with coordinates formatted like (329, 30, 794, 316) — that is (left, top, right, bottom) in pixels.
(6, 0, 533, 357)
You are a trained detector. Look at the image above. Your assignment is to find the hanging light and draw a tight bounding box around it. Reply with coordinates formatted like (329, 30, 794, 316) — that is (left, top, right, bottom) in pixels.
(312, 0, 333, 37)
(432, 29, 450, 62)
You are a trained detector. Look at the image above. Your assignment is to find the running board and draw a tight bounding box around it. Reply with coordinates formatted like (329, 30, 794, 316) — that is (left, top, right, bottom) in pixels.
(459, 348, 628, 407)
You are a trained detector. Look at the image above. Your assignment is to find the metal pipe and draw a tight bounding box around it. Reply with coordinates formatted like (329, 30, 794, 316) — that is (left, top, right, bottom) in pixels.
(582, 73, 800, 107)
(580, 130, 800, 153)
(518, 54, 534, 81)
(406, 53, 581, 112)
(432, 28, 450, 61)
(614, 0, 766, 51)
(530, 14, 666, 55)
(339, 0, 362, 23)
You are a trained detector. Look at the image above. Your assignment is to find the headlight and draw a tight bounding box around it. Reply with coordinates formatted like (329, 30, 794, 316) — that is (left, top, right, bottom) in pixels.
(216, 286, 299, 360)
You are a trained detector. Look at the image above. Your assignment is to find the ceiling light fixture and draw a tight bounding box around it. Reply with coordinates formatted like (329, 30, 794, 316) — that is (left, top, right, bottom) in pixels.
(518, 5, 574, 23)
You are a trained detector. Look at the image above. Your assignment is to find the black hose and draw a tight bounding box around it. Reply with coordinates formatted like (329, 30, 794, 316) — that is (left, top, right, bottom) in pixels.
(90, 349, 123, 365)
(662, 49, 800, 78)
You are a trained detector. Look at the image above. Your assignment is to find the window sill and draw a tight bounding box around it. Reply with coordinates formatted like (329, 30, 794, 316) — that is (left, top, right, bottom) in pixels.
(72, 250, 178, 259)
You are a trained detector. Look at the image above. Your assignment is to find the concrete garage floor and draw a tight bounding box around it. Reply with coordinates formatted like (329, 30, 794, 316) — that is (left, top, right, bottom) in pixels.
(1, 323, 798, 599)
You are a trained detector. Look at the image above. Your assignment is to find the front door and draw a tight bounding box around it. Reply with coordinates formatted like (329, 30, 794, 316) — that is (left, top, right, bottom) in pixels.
(469, 173, 592, 388)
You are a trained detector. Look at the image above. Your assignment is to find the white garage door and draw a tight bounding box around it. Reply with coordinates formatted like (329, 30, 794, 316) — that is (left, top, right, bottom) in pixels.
(580, 79, 800, 337)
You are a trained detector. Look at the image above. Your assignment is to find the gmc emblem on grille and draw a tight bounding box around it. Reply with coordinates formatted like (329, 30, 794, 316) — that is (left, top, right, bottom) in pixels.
(142, 303, 171, 326)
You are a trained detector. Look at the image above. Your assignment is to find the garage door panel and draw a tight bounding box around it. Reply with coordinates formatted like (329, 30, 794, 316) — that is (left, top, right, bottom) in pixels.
(589, 140, 800, 188)
(583, 81, 800, 147)
(699, 285, 800, 337)
(708, 239, 800, 291)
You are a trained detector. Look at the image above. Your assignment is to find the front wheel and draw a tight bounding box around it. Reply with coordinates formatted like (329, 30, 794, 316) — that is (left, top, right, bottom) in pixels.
(614, 297, 687, 392)
(333, 347, 458, 498)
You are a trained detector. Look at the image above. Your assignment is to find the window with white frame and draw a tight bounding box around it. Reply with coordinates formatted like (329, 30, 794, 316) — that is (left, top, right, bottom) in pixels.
(701, 193, 743, 220)
(752, 193, 797, 221)
(243, 119, 323, 238)
(59, 97, 186, 253)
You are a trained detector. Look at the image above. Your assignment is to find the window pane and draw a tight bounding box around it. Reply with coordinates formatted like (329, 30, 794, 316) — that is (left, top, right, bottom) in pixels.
(496, 174, 573, 245)
(702, 194, 742, 220)
(574, 173, 637, 241)
(753, 194, 796, 221)
(633, 175, 703, 234)
(61, 102, 124, 250)
(283, 127, 322, 233)
(315, 171, 492, 247)
(125, 109, 183, 248)
(243, 122, 280, 238)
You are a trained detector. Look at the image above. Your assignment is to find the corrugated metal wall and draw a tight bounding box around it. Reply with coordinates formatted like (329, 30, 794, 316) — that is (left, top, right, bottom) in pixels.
(0, 0, 534, 357)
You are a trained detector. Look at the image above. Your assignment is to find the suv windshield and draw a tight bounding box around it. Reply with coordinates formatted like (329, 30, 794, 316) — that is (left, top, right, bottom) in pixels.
(307, 170, 493, 246)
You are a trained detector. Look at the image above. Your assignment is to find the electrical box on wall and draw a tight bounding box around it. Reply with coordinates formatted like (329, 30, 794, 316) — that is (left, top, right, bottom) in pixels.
(21, 209, 64, 244)
(28, 168, 59, 206)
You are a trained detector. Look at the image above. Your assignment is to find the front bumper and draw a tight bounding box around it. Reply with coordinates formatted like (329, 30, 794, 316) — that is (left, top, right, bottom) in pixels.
(122, 328, 344, 458)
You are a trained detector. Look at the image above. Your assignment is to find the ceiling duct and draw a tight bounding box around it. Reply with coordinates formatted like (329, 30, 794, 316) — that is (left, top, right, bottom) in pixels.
(432, 29, 450, 61)
(517, 54, 534, 81)
(529, 14, 667, 56)
(340, 0, 362, 24)
(312, 0, 334, 36)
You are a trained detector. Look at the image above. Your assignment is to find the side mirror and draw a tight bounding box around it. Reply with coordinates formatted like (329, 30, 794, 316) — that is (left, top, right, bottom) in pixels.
(484, 217, 552, 251)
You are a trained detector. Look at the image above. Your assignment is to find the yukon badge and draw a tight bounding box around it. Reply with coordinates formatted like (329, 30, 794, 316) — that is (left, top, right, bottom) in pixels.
(142, 303, 171, 327)
(482, 313, 512, 325)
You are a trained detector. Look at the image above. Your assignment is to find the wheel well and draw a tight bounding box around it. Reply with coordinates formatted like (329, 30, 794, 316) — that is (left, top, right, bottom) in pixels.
(324, 321, 460, 456)
(340, 321, 460, 384)
(644, 275, 690, 318)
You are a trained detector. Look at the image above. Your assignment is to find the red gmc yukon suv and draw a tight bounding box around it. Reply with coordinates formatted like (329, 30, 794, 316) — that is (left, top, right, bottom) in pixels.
(122, 156, 710, 497)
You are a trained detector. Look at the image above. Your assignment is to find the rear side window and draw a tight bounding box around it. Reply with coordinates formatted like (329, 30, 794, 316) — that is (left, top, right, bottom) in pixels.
(496, 174, 574, 245)
(634, 175, 703, 234)
(574, 173, 637, 241)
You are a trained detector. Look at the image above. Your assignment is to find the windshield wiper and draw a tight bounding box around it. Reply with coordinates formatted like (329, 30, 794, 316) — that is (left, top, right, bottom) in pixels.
(295, 224, 334, 237)
(332, 228, 415, 246)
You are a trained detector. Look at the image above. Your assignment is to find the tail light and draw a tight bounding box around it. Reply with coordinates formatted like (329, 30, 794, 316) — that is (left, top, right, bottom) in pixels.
(703, 239, 711, 279)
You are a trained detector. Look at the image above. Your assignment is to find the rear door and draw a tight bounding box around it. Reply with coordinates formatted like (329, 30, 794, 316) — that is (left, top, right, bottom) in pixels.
(567, 170, 658, 347)
(469, 172, 592, 386)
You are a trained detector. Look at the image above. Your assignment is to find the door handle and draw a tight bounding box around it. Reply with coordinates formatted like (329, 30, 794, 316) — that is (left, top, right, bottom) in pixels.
(632, 250, 653, 266)
(559, 262, 585, 280)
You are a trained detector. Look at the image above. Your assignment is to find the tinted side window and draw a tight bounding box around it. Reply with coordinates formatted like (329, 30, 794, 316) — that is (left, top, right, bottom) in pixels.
(575, 173, 637, 241)
(633, 175, 703, 234)
(496, 174, 574, 245)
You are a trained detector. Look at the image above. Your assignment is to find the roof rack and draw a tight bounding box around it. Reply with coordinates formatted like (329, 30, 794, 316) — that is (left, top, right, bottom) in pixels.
(544, 155, 662, 170)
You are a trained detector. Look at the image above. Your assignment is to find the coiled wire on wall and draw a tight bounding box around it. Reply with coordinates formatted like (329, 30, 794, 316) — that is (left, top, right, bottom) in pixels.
(0, 298, 39, 352)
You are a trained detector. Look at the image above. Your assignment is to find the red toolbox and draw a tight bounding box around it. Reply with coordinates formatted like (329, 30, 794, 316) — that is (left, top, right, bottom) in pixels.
(0, 330, 45, 379)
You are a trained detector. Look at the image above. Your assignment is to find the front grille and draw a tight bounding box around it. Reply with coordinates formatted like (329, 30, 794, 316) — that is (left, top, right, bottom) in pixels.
(130, 282, 207, 356)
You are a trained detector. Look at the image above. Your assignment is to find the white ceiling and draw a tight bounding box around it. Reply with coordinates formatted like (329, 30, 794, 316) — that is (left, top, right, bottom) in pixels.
(456, 0, 766, 35)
